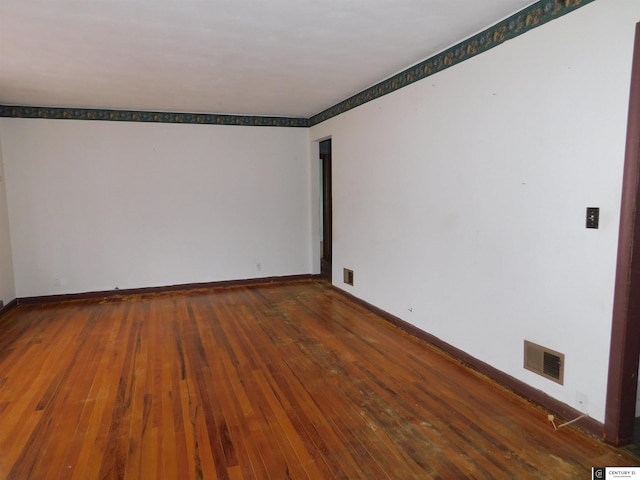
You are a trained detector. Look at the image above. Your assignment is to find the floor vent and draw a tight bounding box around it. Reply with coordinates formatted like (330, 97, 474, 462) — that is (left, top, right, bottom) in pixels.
(524, 340, 564, 385)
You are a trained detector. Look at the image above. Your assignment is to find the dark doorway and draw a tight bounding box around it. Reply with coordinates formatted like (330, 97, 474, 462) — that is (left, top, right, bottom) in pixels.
(320, 139, 332, 279)
(605, 21, 640, 446)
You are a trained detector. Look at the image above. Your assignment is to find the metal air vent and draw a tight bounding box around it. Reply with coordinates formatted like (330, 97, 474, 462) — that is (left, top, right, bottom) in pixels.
(343, 268, 354, 286)
(524, 340, 564, 385)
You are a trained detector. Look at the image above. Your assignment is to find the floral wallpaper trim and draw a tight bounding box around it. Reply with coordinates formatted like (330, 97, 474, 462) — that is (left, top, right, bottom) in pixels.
(0, 0, 594, 128)
(0, 105, 310, 128)
(309, 0, 596, 125)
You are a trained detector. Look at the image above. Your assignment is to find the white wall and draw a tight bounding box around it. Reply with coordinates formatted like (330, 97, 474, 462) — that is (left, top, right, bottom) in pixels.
(0, 135, 15, 306)
(0, 119, 311, 297)
(310, 0, 640, 423)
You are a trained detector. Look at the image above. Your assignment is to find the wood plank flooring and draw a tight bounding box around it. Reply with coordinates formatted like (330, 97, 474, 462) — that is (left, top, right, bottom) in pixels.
(0, 280, 636, 479)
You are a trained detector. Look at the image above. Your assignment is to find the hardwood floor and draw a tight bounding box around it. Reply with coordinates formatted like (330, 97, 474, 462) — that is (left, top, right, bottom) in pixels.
(0, 280, 636, 479)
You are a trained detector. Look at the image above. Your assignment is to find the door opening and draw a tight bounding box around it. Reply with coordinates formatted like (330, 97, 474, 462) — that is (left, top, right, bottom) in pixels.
(320, 139, 332, 280)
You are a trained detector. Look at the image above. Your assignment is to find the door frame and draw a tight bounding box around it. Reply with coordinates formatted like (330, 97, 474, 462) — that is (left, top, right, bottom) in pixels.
(319, 139, 332, 279)
(605, 21, 640, 446)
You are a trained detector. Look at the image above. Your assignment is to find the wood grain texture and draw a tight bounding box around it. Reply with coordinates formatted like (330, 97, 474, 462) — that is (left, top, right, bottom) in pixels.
(0, 280, 636, 479)
(607, 21, 640, 446)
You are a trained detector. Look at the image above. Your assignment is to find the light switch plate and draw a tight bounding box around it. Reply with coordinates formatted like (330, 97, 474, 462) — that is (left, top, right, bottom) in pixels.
(586, 207, 599, 229)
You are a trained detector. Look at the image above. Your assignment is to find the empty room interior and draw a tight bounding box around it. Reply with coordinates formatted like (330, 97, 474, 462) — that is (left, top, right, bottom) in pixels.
(2, 0, 640, 478)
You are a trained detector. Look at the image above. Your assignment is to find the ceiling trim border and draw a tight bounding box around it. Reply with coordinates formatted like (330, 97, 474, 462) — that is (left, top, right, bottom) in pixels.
(309, 0, 595, 126)
(0, 105, 310, 128)
(0, 0, 594, 128)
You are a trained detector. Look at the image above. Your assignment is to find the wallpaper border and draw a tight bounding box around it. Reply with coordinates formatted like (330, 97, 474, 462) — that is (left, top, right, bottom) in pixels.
(0, 0, 594, 128)
(309, 0, 596, 125)
(0, 105, 310, 128)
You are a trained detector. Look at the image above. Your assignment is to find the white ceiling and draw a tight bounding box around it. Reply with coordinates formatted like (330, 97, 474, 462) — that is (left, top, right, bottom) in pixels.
(0, 0, 535, 118)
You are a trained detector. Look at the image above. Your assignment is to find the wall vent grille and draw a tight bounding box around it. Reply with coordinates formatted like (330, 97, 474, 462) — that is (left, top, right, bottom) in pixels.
(343, 268, 354, 286)
(524, 340, 564, 385)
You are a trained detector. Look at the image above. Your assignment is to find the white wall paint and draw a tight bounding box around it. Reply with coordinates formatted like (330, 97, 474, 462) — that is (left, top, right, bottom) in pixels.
(0, 135, 15, 305)
(310, 0, 640, 423)
(0, 119, 311, 297)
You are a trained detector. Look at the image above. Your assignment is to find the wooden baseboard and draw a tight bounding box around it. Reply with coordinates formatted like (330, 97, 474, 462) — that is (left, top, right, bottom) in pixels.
(0, 298, 18, 318)
(16, 274, 323, 305)
(331, 285, 605, 440)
